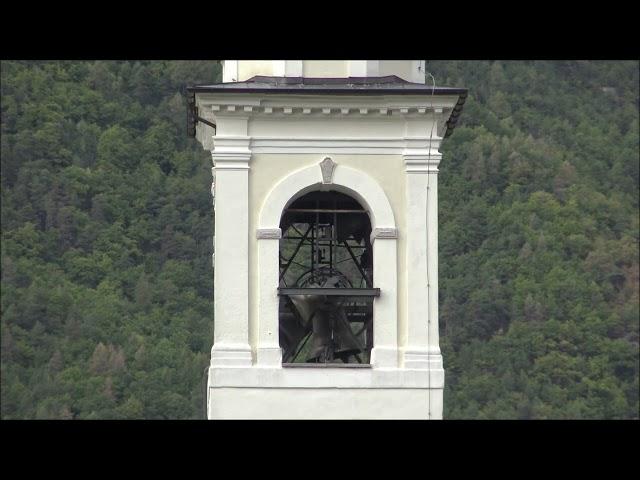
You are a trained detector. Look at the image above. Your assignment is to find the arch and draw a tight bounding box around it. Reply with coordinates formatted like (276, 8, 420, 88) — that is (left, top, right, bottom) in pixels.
(256, 160, 398, 369)
(259, 162, 396, 231)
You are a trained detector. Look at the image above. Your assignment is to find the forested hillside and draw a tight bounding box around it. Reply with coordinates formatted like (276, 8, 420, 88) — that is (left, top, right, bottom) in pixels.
(1, 61, 638, 419)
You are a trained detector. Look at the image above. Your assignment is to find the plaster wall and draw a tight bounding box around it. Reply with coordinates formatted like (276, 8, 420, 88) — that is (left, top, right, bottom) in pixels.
(303, 60, 349, 78)
(247, 113, 407, 138)
(209, 387, 440, 419)
(379, 60, 422, 83)
(224, 61, 425, 83)
(237, 61, 275, 81)
(247, 153, 408, 358)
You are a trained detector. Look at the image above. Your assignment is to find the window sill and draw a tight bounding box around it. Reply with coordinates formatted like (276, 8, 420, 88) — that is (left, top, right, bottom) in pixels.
(282, 363, 371, 368)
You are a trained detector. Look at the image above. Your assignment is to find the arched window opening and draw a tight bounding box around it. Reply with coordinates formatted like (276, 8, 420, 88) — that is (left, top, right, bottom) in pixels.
(277, 191, 379, 366)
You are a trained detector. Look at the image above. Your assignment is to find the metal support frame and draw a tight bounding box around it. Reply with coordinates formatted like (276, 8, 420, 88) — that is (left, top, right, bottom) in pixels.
(278, 287, 380, 296)
(278, 192, 375, 365)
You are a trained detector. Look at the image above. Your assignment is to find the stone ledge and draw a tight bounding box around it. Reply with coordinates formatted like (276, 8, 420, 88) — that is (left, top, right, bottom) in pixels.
(208, 365, 444, 389)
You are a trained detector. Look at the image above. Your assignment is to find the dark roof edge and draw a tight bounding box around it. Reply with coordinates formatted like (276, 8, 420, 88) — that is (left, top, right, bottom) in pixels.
(444, 90, 468, 138)
(187, 85, 469, 96)
(186, 78, 468, 139)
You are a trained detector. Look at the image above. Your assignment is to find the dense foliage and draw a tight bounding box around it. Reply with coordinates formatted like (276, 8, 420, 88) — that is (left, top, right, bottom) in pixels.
(431, 61, 639, 418)
(1, 61, 638, 419)
(1, 61, 220, 418)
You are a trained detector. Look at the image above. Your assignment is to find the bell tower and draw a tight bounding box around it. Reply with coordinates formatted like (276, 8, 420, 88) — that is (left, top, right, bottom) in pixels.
(187, 60, 467, 419)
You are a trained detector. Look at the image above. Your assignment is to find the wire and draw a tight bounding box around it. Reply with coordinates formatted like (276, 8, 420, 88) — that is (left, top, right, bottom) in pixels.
(424, 63, 437, 420)
(202, 364, 209, 419)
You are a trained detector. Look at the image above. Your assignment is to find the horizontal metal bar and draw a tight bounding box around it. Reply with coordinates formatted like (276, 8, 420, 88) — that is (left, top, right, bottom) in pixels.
(196, 116, 217, 130)
(282, 363, 371, 368)
(278, 287, 380, 297)
(282, 237, 366, 248)
(285, 209, 366, 213)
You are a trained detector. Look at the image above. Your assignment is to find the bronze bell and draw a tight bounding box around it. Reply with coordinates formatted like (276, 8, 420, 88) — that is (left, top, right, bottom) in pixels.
(289, 285, 363, 363)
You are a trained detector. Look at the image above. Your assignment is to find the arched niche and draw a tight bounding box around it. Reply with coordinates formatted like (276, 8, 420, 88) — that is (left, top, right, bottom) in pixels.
(256, 160, 399, 369)
(278, 190, 374, 365)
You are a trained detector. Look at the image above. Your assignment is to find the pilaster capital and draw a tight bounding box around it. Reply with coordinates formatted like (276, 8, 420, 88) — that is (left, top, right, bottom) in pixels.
(212, 136, 252, 170)
(403, 151, 441, 174)
(256, 228, 282, 240)
(370, 227, 398, 244)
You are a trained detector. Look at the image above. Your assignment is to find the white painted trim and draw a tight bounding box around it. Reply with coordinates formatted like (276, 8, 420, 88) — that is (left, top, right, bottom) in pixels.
(210, 343, 252, 367)
(348, 60, 368, 77)
(402, 164, 441, 370)
(195, 92, 460, 111)
(209, 119, 252, 370)
(259, 163, 396, 230)
(256, 228, 282, 239)
(285, 60, 303, 77)
(403, 147, 442, 174)
(209, 365, 444, 389)
(222, 60, 238, 83)
(256, 237, 281, 367)
(207, 104, 453, 115)
(249, 137, 442, 155)
(371, 227, 398, 243)
(209, 386, 442, 419)
(272, 60, 286, 77)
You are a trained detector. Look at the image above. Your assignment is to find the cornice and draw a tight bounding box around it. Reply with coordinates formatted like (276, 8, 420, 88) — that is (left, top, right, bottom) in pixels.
(248, 137, 442, 155)
(206, 104, 453, 118)
(403, 152, 441, 174)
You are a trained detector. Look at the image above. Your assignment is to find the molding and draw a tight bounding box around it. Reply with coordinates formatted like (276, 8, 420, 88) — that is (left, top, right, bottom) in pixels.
(319, 157, 336, 184)
(250, 137, 442, 155)
(210, 343, 253, 367)
(209, 364, 444, 389)
(256, 228, 282, 239)
(256, 347, 283, 367)
(212, 155, 251, 171)
(195, 93, 459, 116)
(403, 151, 442, 174)
(370, 346, 398, 368)
(259, 164, 396, 230)
(207, 104, 452, 116)
(212, 136, 251, 170)
(370, 227, 398, 243)
(402, 349, 443, 370)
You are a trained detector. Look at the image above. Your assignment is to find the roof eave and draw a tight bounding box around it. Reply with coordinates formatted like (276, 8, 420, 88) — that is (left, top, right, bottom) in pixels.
(186, 78, 468, 139)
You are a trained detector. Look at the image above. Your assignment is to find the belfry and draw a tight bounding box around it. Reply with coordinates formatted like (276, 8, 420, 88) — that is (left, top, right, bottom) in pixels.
(187, 60, 467, 419)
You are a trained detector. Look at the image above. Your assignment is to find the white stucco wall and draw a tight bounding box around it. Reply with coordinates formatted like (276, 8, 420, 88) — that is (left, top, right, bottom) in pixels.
(238, 60, 275, 81)
(210, 387, 435, 419)
(195, 87, 461, 419)
(302, 60, 349, 78)
(248, 153, 407, 358)
(379, 60, 423, 83)
(224, 60, 425, 83)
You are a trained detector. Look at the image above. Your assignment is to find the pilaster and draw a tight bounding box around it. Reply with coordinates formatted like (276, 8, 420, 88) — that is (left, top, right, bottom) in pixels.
(370, 227, 399, 368)
(256, 228, 283, 367)
(402, 150, 442, 370)
(210, 133, 252, 367)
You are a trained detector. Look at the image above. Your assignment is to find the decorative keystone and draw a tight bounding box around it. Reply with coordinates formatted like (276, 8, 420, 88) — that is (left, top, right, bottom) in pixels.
(319, 157, 337, 184)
